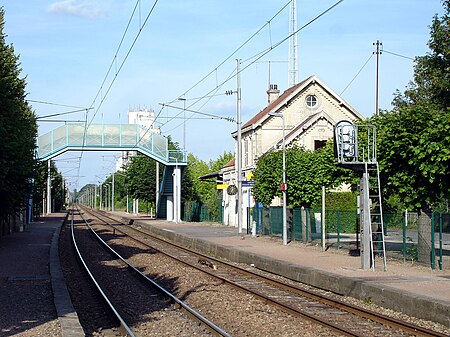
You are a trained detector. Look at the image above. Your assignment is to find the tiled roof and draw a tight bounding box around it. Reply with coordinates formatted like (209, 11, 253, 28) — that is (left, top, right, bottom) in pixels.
(241, 75, 313, 129)
(223, 158, 235, 168)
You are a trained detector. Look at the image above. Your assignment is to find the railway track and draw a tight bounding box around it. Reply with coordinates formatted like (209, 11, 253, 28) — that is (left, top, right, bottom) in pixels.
(70, 208, 230, 337)
(81, 206, 448, 337)
(70, 210, 135, 336)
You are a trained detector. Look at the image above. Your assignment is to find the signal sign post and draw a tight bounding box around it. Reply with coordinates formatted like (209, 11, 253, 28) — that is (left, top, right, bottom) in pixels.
(334, 121, 386, 271)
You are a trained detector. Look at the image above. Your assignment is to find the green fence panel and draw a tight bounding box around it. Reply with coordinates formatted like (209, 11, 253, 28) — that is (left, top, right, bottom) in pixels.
(262, 207, 271, 235)
(292, 208, 302, 241)
(269, 207, 283, 237)
(183, 201, 222, 223)
(253, 205, 449, 270)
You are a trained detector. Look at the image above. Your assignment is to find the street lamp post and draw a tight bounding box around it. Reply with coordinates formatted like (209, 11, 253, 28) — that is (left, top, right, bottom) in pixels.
(268, 112, 287, 245)
(112, 173, 115, 212)
(99, 183, 103, 210)
(104, 185, 107, 210)
(94, 184, 97, 209)
(106, 184, 111, 211)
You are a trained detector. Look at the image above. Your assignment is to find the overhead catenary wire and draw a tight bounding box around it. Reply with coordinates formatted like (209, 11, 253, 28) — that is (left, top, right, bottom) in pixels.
(36, 108, 92, 120)
(155, 1, 292, 133)
(340, 46, 415, 96)
(38, 120, 87, 123)
(159, 103, 235, 123)
(71, 0, 344, 188)
(161, 67, 244, 138)
(169, 0, 292, 106)
(241, 0, 345, 66)
(161, 0, 345, 133)
(198, 0, 345, 103)
(383, 50, 415, 61)
(157, 65, 238, 131)
(340, 53, 374, 95)
(27, 99, 88, 110)
(73, 0, 161, 188)
(157, 0, 345, 140)
(87, 0, 161, 127)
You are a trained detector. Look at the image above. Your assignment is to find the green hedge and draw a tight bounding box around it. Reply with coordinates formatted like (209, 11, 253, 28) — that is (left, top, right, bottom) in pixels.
(311, 191, 358, 211)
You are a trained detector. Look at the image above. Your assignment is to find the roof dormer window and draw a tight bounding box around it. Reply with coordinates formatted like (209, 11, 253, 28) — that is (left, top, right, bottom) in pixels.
(306, 94, 318, 108)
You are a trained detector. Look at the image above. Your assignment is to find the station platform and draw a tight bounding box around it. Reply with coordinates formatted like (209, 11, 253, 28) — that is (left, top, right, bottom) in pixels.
(0, 213, 84, 337)
(110, 210, 450, 329)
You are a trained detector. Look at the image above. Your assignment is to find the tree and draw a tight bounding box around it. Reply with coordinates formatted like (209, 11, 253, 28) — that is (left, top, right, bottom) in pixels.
(253, 143, 355, 207)
(205, 151, 234, 215)
(394, 0, 449, 110)
(373, 106, 449, 212)
(373, 1, 450, 212)
(125, 154, 158, 204)
(252, 150, 281, 206)
(0, 8, 37, 225)
(31, 161, 66, 215)
(182, 153, 210, 203)
(182, 151, 234, 218)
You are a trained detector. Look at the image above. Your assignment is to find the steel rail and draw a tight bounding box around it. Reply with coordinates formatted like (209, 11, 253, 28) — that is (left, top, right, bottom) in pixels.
(70, 210, 135, 337)
(78, 209, 231, 337)
(85, 207, 448, 337)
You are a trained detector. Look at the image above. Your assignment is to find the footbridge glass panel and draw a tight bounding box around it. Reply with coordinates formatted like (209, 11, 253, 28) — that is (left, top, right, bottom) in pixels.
(37, 123, 186, 165)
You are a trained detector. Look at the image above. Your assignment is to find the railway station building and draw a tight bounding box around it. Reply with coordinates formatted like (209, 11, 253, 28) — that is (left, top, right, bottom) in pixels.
(219, 75, 364, 229)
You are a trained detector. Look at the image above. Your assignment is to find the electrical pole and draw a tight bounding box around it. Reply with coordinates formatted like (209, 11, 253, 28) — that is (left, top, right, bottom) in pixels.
(178, 97, 187, 150)
(374, 40, 382, 116)
(288, 0, 298, 88)
(236, 59, 243, 234)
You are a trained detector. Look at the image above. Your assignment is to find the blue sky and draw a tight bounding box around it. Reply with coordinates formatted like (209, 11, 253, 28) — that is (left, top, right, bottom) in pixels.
(1, 0, 445, 189)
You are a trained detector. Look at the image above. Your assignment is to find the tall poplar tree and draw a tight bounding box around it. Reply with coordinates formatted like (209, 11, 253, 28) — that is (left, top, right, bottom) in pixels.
(0, 8, 38, 223)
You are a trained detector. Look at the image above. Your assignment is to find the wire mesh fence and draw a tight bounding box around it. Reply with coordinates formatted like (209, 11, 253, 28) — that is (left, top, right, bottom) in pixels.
(252, 207, 450, 270)
(183, 201, 223, 223)
(182, 201, 449, 270)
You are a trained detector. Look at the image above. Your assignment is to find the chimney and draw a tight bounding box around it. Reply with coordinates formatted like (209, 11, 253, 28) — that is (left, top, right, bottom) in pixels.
(267, 84, 280, 104)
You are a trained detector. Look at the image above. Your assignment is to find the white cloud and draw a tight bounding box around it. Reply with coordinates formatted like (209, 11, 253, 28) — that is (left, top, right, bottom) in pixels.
(47, 0, 105, 19)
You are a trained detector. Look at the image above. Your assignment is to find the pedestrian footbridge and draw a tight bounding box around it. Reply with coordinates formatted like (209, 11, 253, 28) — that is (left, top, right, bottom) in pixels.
(37, 123, 186, 222)
(37, 123, 186, 165)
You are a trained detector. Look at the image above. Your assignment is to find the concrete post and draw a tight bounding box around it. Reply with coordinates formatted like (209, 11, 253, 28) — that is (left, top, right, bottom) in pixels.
(46, 160, 51, 214)
(360, 174, 371, 270)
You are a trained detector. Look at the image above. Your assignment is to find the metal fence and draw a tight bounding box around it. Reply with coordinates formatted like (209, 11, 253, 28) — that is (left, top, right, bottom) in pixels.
(183, 201, 223, 223)
(252, 207, 450, 270)
(182, 202, 449, 270)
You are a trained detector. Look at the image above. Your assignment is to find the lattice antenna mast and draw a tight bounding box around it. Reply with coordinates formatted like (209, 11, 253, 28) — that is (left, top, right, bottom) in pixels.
(288, 0, 298, 88)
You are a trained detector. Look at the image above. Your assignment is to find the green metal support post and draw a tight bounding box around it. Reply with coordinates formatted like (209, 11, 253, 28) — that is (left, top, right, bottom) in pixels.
(337, 209, 341, 250)
(402, 214, 407, 262)
(431, 213, 435, 270)
(439, 213, 443, 271)
(306, 208, 310, 242)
